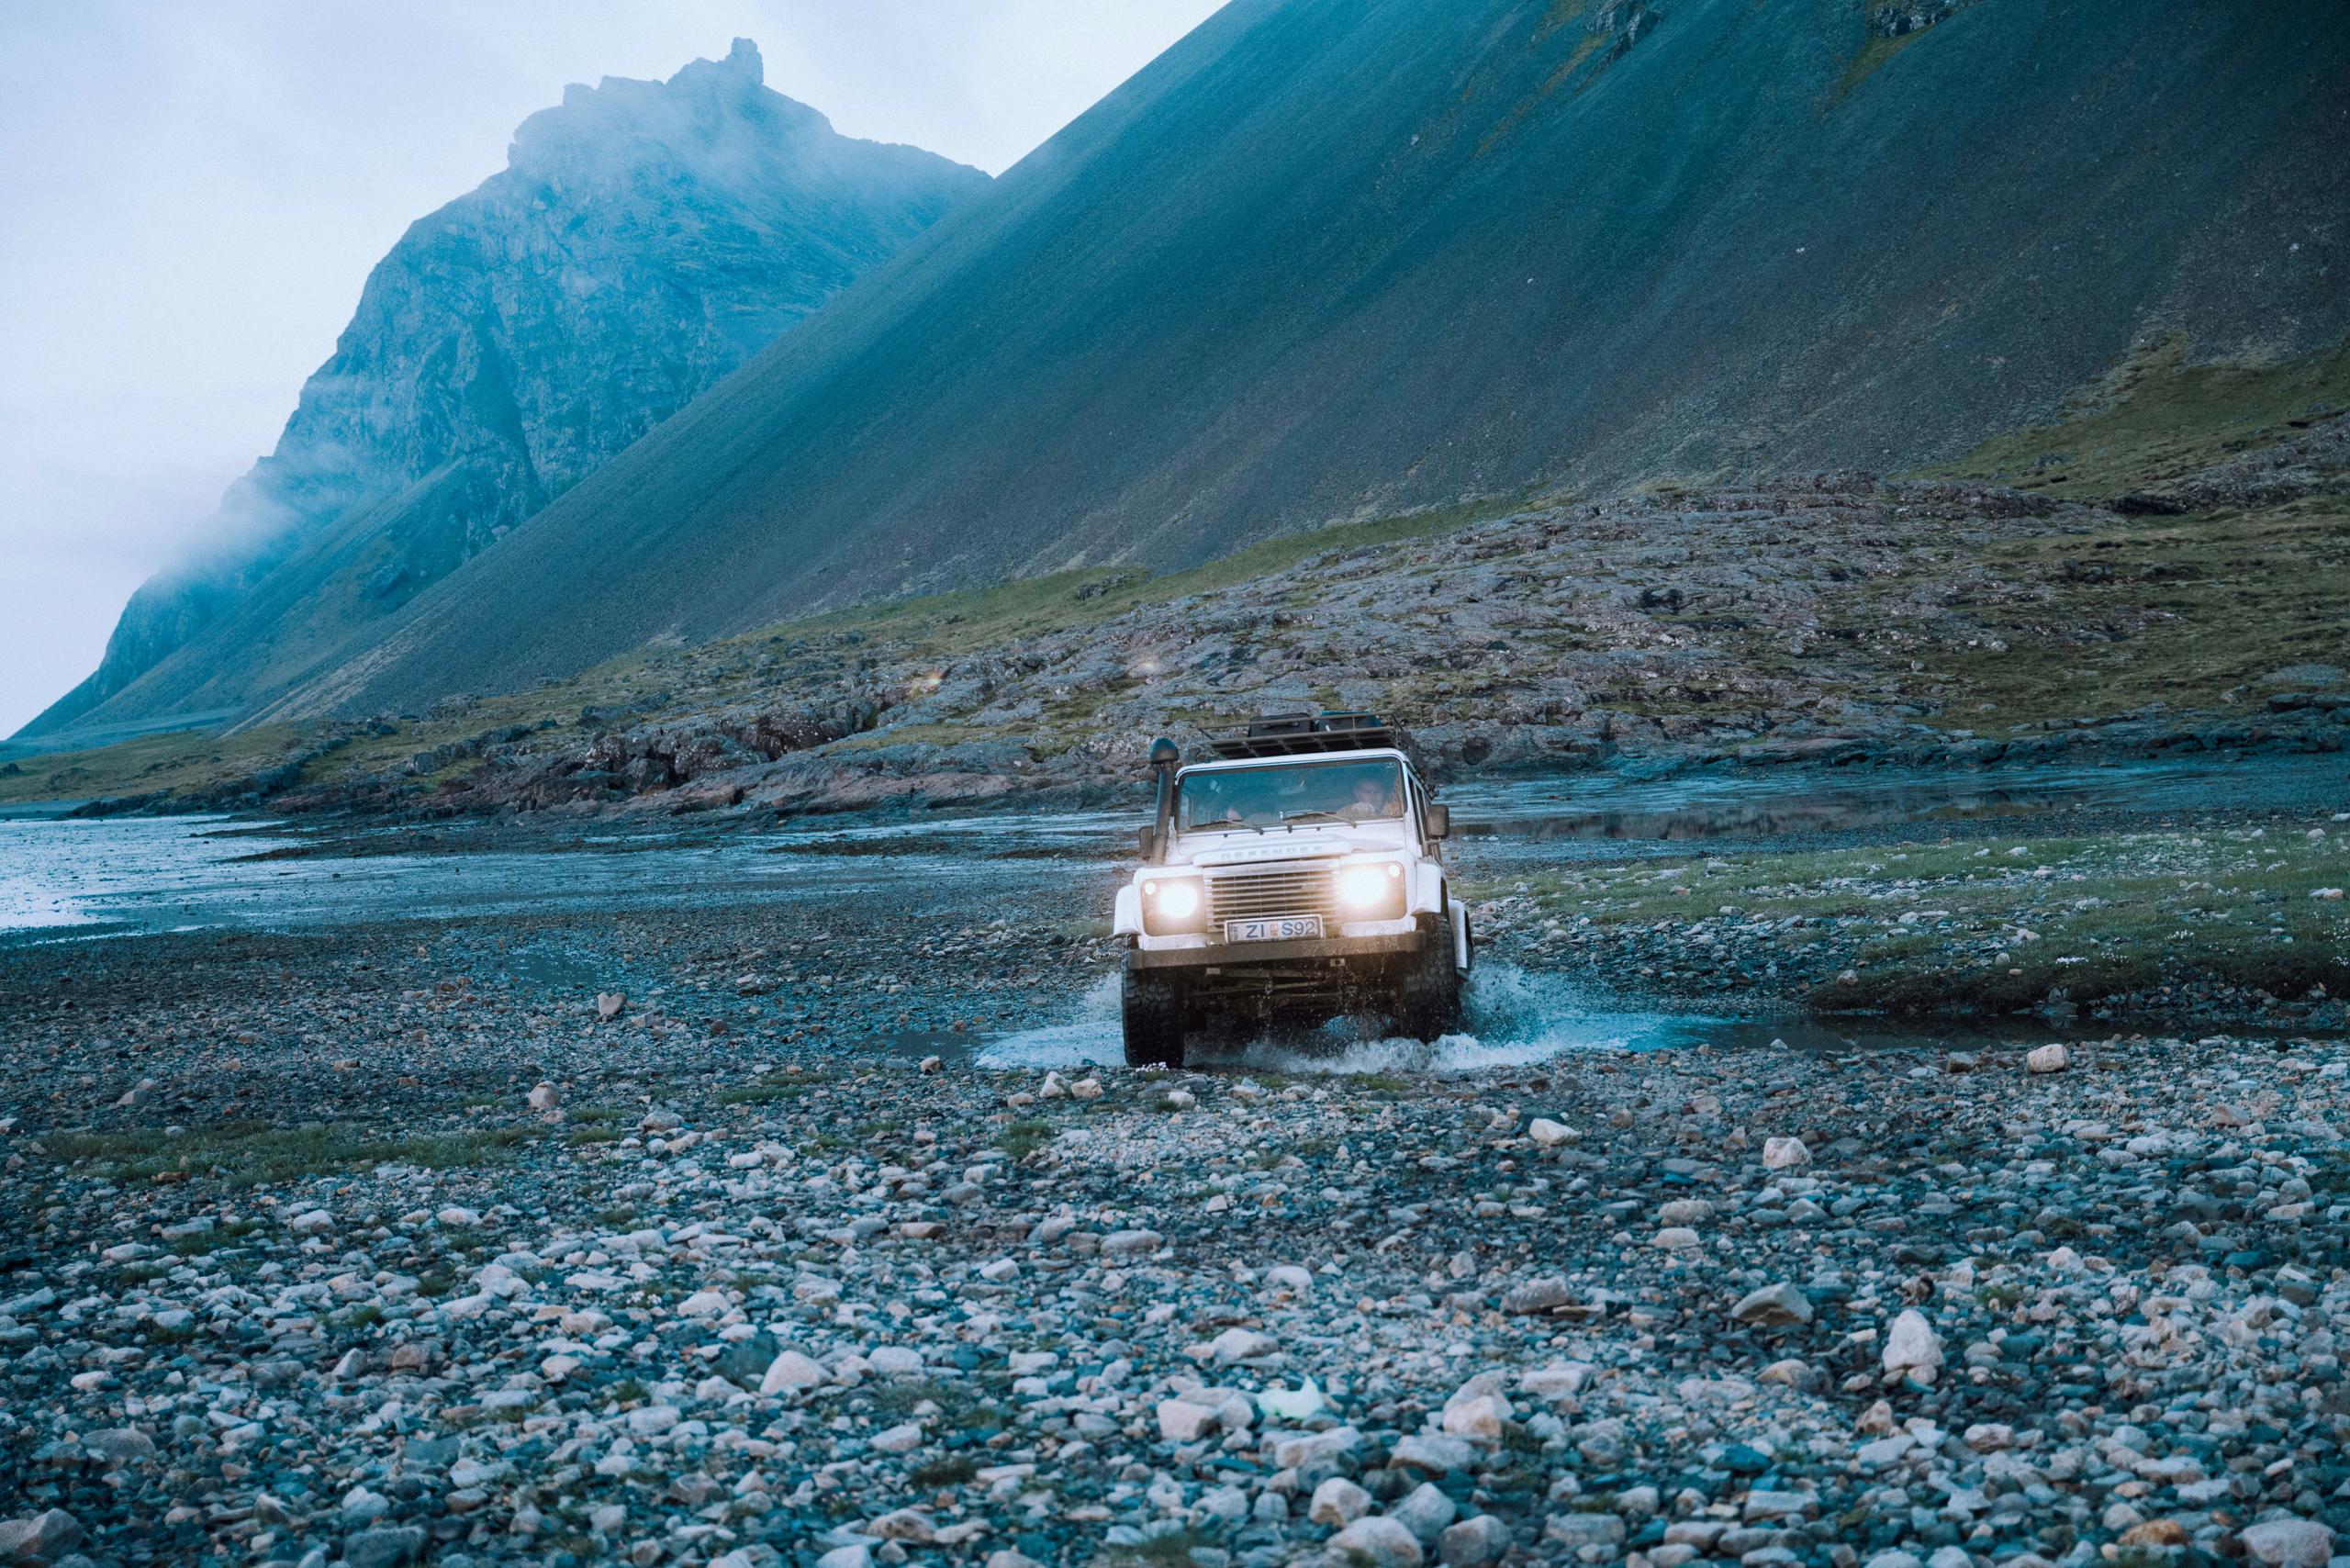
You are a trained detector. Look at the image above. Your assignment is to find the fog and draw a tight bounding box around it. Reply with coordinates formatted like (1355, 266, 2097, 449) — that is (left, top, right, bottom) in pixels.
(0, 0, 1224, 736)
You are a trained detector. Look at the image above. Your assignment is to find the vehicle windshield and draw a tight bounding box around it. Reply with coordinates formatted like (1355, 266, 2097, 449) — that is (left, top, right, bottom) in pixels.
(1177, 759, 1406, 832)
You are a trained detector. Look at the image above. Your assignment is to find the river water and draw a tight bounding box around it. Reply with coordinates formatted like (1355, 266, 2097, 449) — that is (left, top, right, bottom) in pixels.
(3, 754, 2337, 1068)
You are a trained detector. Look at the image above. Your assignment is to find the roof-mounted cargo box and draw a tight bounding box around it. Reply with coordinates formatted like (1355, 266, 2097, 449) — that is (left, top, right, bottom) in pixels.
(1205, 711, 1400, 759)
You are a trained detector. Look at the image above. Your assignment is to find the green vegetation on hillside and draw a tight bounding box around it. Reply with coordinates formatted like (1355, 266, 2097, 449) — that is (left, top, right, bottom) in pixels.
(1919, 336, 2350, 498)
(771, 488, 1546, 657)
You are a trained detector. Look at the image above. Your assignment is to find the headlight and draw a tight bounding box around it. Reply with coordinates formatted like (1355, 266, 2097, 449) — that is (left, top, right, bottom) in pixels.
(1141, 876, 1207, 935)
(1337, 861, 1406, 918)
(1152, 879, 1201, 920)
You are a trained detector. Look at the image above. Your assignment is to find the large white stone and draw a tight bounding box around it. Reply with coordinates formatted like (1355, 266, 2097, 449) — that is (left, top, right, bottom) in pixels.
(758, 1350, 827, 1394)
(1882, 1309, 1944, 1378)
(1156, 1398, 1219, 1443)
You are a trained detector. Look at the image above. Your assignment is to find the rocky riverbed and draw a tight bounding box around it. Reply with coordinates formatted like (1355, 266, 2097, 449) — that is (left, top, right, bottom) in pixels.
(4, 756, 2347, 1568)
(3, 1022, 2346, 1568)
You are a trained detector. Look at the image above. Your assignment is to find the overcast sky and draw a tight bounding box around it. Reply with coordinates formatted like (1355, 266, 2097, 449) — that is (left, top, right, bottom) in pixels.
(0, 0, 1224, 737)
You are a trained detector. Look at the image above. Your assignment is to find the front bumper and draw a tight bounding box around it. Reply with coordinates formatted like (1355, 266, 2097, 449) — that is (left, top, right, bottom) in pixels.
(1125, 929, 1429, 973)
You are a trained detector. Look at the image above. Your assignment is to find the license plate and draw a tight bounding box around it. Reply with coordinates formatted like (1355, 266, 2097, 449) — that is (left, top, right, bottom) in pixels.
(1225, 916, 1324, 943)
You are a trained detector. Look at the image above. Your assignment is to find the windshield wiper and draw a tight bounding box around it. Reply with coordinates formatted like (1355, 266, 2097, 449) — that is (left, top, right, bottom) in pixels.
(1279, 810, 1347, 823)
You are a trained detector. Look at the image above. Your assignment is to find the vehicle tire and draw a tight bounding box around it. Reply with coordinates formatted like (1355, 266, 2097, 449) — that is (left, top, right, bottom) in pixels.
(1393, 924, 1463, 1043)
(1122, 958, 1189, 1069)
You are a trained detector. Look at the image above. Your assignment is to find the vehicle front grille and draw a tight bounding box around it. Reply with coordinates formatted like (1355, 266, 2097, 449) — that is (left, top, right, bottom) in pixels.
(1207, 865, 1339, 925)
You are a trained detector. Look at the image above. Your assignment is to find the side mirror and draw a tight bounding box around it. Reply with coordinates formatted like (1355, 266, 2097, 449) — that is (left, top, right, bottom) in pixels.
(1138, 827, 1160, 859)
(1424, 804, 1449, 841)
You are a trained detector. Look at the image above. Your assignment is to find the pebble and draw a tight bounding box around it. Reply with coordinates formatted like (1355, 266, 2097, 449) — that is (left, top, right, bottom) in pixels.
(1729, 1282, 1813, 1326)
(1438, 1514, 1510, 1567)
(1309, 1477, 1371, 1527)
(2240, 1518, 2335, 1568)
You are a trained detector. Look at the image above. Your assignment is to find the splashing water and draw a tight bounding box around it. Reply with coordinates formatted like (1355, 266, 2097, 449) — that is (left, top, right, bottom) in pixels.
(976, 961, 1698, 1073)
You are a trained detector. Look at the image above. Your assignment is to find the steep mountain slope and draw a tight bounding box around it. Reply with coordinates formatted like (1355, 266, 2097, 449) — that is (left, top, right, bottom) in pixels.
(218, 4, 2350, 722)
(22, 40, 987, 741)
(277, 0, 2350, 725)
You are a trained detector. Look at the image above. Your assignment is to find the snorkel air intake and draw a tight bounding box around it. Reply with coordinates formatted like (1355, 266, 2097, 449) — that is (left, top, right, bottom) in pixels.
(1147, 737, 1180, 863)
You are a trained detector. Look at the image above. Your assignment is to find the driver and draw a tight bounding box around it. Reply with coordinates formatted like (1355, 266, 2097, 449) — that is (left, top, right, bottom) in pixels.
(1342, 776, 1400, 821)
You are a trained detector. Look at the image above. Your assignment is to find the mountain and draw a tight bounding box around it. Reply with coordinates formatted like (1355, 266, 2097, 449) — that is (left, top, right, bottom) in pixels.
(20, 39, 988, 741)
(58, 2, 2350, 734)
(260, 0, 2350, 728)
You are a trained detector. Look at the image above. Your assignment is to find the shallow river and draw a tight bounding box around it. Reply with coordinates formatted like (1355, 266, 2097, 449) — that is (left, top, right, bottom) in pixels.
(2, 754, 2337, 1069)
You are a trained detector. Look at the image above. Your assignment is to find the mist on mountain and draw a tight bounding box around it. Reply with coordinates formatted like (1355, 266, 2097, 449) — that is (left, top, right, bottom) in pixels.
(21, 39, 988, 741)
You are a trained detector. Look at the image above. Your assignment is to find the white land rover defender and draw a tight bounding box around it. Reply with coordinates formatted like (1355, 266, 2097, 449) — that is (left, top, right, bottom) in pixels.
(1112, 712, 1472, 1067)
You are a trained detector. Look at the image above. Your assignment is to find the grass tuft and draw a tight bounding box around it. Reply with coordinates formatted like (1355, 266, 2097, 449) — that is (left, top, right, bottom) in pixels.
(43, 1121, 539, 1187)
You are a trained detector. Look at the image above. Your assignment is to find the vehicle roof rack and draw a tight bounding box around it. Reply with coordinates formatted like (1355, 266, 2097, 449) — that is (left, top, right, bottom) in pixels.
(1204, 711, 1401, 760)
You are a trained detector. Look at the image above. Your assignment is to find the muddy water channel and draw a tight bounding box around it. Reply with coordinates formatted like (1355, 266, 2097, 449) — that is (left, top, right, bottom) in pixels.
(2, 754, 2339, 1070)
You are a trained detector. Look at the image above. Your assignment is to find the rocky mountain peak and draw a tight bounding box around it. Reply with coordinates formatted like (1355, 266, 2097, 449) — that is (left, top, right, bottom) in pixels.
(513, 39, 832, 185)
(19, 43, 989, 742)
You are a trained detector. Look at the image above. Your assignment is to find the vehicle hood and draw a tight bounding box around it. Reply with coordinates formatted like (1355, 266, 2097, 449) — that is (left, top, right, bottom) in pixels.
(1174, 827, 1410, 868)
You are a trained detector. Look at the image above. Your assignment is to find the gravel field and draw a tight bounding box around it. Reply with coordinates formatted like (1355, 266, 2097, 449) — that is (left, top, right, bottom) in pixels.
(2, 787, 2346, 1568)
